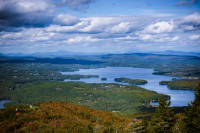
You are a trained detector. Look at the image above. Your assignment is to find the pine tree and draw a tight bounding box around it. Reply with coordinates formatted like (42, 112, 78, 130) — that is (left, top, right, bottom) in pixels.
(148, 95, 174, 133)
(184, 83, 200, 133)
(142, 117, 148, 132)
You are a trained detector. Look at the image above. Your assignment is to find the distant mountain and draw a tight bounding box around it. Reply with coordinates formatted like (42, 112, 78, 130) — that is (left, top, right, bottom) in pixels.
(2, 51, 83, 58)
(3, 52, 27, 57)
(1, 50, 110, 58)
(1, 50, 200, 58)
(149, 50, 200, 56)
(126, 50, 200, 56)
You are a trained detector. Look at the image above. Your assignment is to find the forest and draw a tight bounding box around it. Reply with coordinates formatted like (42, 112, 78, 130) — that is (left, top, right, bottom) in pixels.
(159, 78, 200, 90)
(0, 81, 169, 114)
(0, 68, 99, 83)
(0, 101, 133, 133)
(114, 78, 147, 85)
(0, 83, 199, 133)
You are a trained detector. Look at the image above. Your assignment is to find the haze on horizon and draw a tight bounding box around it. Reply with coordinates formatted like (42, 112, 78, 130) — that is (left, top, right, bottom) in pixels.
(0, 0, 200, 54)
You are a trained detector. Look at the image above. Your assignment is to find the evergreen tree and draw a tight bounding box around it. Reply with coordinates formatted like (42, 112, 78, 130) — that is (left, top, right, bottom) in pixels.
(142, 117, 148, 132)
(184, 83, 200, 132)
(148, 95, 174, 133)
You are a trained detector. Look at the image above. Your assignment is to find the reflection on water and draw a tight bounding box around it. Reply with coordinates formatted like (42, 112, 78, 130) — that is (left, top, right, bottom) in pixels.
(62, 67, 194, 107)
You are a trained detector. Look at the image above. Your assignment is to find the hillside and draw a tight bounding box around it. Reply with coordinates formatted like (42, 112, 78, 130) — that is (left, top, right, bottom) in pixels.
(0, 81, 169, 114)
(0, 101, 136, 133)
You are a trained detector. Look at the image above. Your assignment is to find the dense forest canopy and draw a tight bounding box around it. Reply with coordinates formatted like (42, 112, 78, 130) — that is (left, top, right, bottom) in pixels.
(0, 81, 169, 114)
(159, 78, 200, 90)
(114, 78, 147, 85)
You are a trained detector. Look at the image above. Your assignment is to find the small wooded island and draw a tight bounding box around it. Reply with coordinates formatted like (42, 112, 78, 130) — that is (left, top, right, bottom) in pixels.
(159, 79, 200, 90)
(114, 78, 147, 85)
(101, 78, 107, 80)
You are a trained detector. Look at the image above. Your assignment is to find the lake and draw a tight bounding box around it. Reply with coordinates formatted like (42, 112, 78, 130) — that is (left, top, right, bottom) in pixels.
(0, 100, 12, 109)
(62, 67, 195, 107)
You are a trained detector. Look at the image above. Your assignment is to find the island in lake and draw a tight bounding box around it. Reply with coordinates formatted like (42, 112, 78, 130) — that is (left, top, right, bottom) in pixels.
(101, 78, 107, 80)
(159, 79, 200, 90)
(114, 78, 148, 85)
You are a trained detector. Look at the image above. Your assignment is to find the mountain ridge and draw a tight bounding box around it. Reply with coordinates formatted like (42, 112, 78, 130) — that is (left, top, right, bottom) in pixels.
(1, 50, 200, 58)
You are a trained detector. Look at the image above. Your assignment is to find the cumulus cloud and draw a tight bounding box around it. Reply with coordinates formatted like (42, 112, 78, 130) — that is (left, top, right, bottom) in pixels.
(189, 35, 200, 40)
(45, 21, 90, 33)
(0, 0, 55, 30)
(114, 35, 138, 40)
(134, 33, 180, 42)
(105, 22, 133, 34)
(139, 21, 174, 34)
(54, 14, 80, 26)
(67, 36, 101, 43)
(46, 15, 151, 34)
(140, 34, 153, 40)
(172, 36, 179, 41)
(174, 12, 200, 31)
(1, 11, 200, 53)
(1, 33, 23, 40)
(136, 12, 200, 35)
(175, 0, 197, 7)
(177, 12, 200, 25)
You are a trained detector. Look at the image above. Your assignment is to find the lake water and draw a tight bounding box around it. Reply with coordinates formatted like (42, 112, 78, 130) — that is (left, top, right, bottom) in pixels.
(0, 100, 12, 109)
(62, 67, 195, 107)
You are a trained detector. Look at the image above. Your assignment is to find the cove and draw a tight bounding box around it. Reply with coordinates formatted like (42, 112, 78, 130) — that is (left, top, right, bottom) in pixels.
(61, 67, 195, 107)
(0, 100, 12, 109)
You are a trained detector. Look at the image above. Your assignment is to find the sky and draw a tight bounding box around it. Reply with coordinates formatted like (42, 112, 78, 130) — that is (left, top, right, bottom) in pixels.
(0, 0, 200, 54)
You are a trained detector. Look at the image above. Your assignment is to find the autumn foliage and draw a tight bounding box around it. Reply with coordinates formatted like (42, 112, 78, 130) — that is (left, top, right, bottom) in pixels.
(0, 101, 137, 133)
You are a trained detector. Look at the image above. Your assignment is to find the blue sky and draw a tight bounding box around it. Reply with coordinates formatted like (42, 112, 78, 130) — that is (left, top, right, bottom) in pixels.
(0, 0, 200, 54)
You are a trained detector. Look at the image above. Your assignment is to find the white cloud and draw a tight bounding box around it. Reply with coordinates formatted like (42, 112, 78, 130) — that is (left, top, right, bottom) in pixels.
(54, 14, 80, 26)
(106, 22, 132, 33)
(140, 34, 152, 40)
(46, 15, 151, 34)
(183, 25, 195, 30)
(34, 37, 49, 41)
(80, 16, 121, 33)
(182, 12, 200, 25)
(141, 21, 174, 34)
(1, 33, 23, 39)
(175, 12, 200, 31)
(1, 12, 200, 53)
(45, 21, 89, 33)
(67, 36, 101, 43)
(172, 36, 179, 41)
(189, 35, 200, 40)
(136, 13, 200, 35)
(115, 35, 138, 40)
